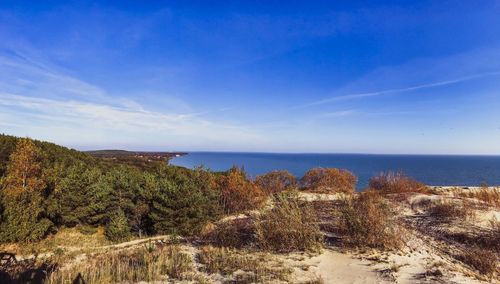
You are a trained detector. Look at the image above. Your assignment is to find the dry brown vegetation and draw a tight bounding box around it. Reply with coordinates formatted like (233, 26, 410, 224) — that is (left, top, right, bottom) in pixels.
(456, 187, 500, 208)
(460, 246, 498, 278)
(45, 244, 199, 284)
(201, 218, 255, 248)
(254, 193, 323, 253)
(338, 191, 404, 249)
(255, 170, 297, 195)
(197, 246, 292, 283)
(216, 167, 267, 214)
(301, 167, 356, 194)
(369, 171, 427, 194)
(428, 200, 474, 221)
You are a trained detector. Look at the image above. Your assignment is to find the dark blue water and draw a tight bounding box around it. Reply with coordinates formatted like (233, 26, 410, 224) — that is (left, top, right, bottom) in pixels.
(170, 152, 500, 189)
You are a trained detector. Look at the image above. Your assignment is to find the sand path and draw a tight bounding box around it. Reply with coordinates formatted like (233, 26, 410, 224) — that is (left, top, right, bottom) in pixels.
(305, 250, 390, 284)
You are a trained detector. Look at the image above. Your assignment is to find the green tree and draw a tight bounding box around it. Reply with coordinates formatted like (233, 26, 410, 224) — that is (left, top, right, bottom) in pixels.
(149, 167, 221, 235)
(0, 138, 52, 242)
(47, 164, 111, 226)
(105, 208, 130, 242)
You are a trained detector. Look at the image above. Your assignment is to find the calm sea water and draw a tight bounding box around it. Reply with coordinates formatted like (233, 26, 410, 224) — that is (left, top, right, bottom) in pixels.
(170, 152, 500, 189)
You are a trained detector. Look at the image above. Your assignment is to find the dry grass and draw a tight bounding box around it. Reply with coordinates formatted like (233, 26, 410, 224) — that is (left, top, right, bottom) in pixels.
(428, 200, 474, 221)
(201, 217, 255, 248)
(45, 245, 196, 284)
(456, 187, 500, 208)
(254, 193, 323, 253)
(338, 191, 404, 249)
(369, 171, 427, 194)
(13, 227, 110, 256)
(197, 246, 292, 283)
(460, 246, 498, 278)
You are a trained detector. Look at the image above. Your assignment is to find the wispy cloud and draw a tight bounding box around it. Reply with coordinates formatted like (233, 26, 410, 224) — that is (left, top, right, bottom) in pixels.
(0, 49, 262, 150)
(320, 109, 417, 118)
(297, 71, 500, 108)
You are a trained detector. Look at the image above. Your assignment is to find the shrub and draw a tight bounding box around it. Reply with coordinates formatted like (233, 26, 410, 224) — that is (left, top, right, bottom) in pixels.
(216, 167, 267, 214)
(460, 246, 498, 277)
(301, 167, 357, 194)
(254, 193, 323, 253)
(369, 171, 427, 194)
(338, 191, 403, 249)
(255, 170, 297, 195)
(201, 218, 255, 248)
(105, 209, 131, 242)
(429, 201, 474, 221)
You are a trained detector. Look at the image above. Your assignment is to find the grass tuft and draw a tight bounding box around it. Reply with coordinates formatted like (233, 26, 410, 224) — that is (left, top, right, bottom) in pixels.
(428, 201, 474, 221)
(338, 191, 404, 249)
(197, 246, 292, 283)
(460, 246, 498, 277)
(45, 245, 195, 284)
(254, 192, 323, 253)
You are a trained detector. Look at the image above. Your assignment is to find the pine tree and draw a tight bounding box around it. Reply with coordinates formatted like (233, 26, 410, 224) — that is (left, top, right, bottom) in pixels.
(105, 209, 130, 242)
(0, 138, 52, 242)
(149, 168, 221, 235)
(47, 164, 111, 226)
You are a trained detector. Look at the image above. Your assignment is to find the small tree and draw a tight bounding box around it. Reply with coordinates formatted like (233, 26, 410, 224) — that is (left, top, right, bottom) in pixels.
(301, 167, 357, 194)
(0, 138, 52, 242)
(255, 170, 297, 195)
(105, 209, 130, 242)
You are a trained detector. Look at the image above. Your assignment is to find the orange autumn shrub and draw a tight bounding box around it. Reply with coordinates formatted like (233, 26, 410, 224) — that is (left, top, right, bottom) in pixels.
(300, 167, 357, 194)
(216, 167, 267, 214)
(369, 171, 427, 194)
(255, 170, 297, 195)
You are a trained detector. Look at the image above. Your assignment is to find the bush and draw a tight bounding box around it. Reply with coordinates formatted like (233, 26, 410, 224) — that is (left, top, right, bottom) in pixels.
(429, 201, 474, 221)
(460, 246, 498, 277)
(338, 191, 403, 249)
(201, 218, 254, 248)
(216, 167, 267, 214)
(301, 167, 357, 194)
(369, 171, 427, 194)
(105, 209, 131, 242)
(254, 193, 323, 253)
(255, 170, 297, 195)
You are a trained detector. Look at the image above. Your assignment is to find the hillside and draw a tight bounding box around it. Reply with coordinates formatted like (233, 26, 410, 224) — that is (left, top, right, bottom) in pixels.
(0, 136, 498, 283)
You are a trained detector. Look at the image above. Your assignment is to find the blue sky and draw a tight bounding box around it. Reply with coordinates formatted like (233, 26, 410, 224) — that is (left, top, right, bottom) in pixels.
(1, 1, 500, 154)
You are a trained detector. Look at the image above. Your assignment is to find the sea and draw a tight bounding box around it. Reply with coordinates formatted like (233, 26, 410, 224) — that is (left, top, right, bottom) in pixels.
(170, 152, 500, 190)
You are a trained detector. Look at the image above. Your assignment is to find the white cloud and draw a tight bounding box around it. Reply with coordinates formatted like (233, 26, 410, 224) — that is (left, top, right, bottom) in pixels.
(295, 46, 500, 109)
(0, 50, 263, 150)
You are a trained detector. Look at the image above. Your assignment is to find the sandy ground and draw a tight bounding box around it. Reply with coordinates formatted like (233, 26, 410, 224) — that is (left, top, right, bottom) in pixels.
(6, 188, 499, 283)
(304, 250, 390, 284)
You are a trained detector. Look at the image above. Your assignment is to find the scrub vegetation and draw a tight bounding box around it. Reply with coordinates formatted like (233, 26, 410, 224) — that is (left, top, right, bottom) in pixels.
(1, 134, 499, 283)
